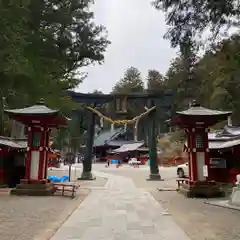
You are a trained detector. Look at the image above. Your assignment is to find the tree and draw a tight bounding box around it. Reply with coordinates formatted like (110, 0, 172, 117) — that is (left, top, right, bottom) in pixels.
(179, 36, 198, 107)
(146, 70, 165, 134)
(0, 0, 110, 135)
(68, 112, 86, 154)
(164, 56, 186, 110)
(112, 67, 144, 94)
(152, 0, 240, 47)
(195, 34, 240, 123)
(92, 90, 104, 94)
(0, 0, 110, 105)
(147, 69, 164, 92)
(52, 128, 70, 151)
(161, 33, 240, 127)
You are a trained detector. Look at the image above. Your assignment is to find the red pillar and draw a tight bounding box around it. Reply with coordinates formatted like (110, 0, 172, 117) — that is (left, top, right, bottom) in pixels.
(192, 127, 209, 182)
(0, 149, 4, 184)
(45, 130, 50, 179)
(189, 128, 198, 182)
(25, 126, 32, 180)
(38, 127, 46, 180)
(24, 126, 48, 182)
(185, 129, 192, 181)
(203, 128, 210, 181)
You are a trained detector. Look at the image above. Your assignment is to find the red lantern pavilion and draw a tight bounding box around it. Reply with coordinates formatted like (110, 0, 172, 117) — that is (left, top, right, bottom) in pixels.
(173, 101, 232, 197)
(4, 99, 69, 196)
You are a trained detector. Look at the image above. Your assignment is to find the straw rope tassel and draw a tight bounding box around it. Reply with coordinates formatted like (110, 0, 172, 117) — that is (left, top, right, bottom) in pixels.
(86, 106, 156, 125)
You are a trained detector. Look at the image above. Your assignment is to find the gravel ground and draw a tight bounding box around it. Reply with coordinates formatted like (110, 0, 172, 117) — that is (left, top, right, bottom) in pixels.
(151, 191, 240, 240)
(102, 165, 240, 240)
(0, 169, 107, 240)
(0, 191, 89, 240)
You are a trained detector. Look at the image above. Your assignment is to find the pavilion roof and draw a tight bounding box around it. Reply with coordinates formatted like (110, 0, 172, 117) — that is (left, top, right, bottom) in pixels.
(177, 106, 231, 116)
(4, 104, 59, 115)
(4, 99, 69, 127)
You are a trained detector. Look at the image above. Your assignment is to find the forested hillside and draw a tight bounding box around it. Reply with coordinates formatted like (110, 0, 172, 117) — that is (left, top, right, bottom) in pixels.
(112, 34, 240, 124)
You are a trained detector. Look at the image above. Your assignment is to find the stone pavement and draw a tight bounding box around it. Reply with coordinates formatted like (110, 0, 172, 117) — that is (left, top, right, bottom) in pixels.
(205, 199, 240, 211)
(50, 171, 191, 240)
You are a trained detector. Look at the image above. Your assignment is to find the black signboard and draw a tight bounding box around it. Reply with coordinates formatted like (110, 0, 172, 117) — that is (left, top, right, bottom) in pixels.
(210, 158, 226, 169)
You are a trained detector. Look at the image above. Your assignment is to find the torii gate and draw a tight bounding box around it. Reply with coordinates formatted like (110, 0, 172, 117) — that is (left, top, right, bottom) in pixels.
(67, 90, 173, 181)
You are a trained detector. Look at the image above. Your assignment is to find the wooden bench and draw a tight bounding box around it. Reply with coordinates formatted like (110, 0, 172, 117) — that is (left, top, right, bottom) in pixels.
(176, 178, 189, 190)
(53, 182, 80, 198)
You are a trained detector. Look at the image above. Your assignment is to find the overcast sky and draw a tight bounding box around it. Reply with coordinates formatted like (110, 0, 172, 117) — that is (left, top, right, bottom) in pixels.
(76, 0, 176, 94)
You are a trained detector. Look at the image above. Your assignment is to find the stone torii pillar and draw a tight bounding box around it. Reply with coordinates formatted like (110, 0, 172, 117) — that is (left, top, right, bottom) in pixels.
(147, 100, 161, 181)
(78, 107, 96, 180)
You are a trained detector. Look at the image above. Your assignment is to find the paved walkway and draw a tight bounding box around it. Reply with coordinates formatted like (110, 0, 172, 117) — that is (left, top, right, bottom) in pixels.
(50, 171, 191, 240)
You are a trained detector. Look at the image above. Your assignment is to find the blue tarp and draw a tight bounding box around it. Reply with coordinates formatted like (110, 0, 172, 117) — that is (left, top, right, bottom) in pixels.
(111, 159, 118, 164)
(48, 175, 69, 182)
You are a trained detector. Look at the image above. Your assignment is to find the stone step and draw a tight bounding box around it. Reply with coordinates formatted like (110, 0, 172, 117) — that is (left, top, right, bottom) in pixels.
(11, 186, 55, 196)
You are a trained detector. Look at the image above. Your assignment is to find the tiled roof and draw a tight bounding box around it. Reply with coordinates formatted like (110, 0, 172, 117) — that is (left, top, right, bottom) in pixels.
(208, 125, 240, 141)
(184, 125, 240, 150)
(93, 128, 125, 147)
(209, 139, 240, 149)
(4, 102, 69, 126)
(107, 140, 135, 147)
(208, 132, 239, 141)
(177, 106, 231, 116)
(219, 125, 240, 136)
(0, 136, 27, 149)
(113, 142, 144, 153)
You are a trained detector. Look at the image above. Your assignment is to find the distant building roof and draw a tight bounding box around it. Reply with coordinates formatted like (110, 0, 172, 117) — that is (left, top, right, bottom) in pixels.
(137, 147, 149, 152)
(0, 136, 27, 149)
(209, 125, 240, 141)
(218, 125, 240, 136)
(208, 139, 240, 149)
(93, 128, 125, 147)
(208, 132, 238, 141)
(113, 142, 144, 153)
(185, 125, 240, 150)
(107, 140, 135, 147)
